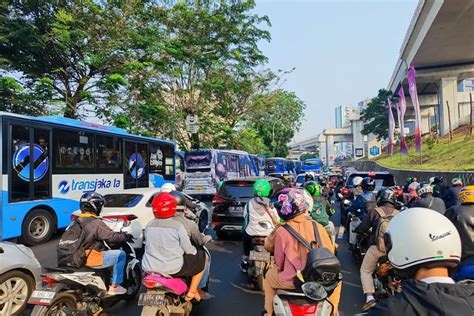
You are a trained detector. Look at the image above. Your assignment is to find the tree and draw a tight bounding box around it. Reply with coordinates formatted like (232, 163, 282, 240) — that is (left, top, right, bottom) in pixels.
(0, 1, 151, 118)
(361, 89, 394, 140)
(250, 90, 306, 157)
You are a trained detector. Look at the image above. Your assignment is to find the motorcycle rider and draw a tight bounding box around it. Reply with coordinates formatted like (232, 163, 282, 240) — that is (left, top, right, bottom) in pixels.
(444, 177, 463, 209)
(444, 185, 474, 281)
(77, 192, 129, 295)
(355, 188, 399, 312)
(241, 179, 279, 273)
(347, 177, 376, 248)
(170, 190, 212, 294)
(411, 183, 446, 214)
(305, 181, 336, 244)
(403, 177, 417, 193)
(142, 193, 206, 301)
(430, 176, 448, 200)
(262, 188, 341, 316)
(368, 207, 474, 315)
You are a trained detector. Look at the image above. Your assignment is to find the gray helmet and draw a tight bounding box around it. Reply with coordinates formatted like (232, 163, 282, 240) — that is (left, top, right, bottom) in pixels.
(80, 192, 105, 216)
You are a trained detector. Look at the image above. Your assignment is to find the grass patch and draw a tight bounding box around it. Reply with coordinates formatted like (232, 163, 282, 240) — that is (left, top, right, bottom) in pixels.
(376, 126, 474, 171)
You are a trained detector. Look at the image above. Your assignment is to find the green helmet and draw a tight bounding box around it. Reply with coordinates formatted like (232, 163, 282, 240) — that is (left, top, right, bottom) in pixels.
(253, 179, 272, 197)
(305, 181, 321, 197)
(452, 178, 463, 187)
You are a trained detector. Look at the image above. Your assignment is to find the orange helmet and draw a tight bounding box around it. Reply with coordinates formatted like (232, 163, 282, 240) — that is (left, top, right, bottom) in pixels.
(152, 193, 177, 219)
(458, 186, 474, 204)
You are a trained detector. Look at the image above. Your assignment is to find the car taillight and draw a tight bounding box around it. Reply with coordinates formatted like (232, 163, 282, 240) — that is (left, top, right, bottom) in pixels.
(288, 302, 318, 316)
(102, 214, 138, 221)
(70, 214, 78, 221)
(143, 279, 160, 289)
(368, 173, 376, 177)
(42, 276, 57, 286)
(212, 194, 225, 204)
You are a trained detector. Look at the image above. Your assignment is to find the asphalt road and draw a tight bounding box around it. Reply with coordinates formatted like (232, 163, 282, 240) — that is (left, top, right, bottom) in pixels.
(27, 200, 364, 315)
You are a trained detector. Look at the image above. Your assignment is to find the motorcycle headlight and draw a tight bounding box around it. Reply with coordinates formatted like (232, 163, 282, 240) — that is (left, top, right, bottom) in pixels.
(16, 244, 36, 259)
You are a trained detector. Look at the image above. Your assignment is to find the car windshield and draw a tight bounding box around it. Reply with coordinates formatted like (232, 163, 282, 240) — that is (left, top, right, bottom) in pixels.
(347, 174, 395, 189)
(104, 194, 143, 208)
(184, 151, 212, 169)
(219, 182, 254, 199)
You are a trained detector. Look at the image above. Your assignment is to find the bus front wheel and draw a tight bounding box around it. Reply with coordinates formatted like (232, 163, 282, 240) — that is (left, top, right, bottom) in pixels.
(20, 209, 55, 246)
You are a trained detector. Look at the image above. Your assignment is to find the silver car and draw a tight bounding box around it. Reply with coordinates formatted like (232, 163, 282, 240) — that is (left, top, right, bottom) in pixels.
(0, 242, 41, 316)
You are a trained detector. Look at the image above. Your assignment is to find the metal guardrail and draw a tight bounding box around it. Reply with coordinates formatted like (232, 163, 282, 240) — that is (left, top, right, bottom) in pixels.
(343, 160, 474, 185)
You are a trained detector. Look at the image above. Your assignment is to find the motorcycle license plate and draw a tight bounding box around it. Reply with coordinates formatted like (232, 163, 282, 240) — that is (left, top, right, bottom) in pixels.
(249, 250, 271, 262)
(28, 290, 56, 305)
(195, 186, 204, 190)
(138, 293, 166, 306)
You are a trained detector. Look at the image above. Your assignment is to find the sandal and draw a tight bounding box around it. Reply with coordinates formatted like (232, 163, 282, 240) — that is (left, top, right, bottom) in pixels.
(185, 291, 202, 302)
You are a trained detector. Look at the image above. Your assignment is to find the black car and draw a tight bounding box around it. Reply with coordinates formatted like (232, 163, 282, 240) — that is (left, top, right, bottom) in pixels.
(211, 177, 286, 239)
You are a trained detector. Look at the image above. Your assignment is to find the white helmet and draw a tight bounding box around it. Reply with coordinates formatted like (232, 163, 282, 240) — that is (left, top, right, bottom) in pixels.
(386, 207, 461, 271)
(161, 183, 176, 193)
(417, 184, 432, 196)
(352, 176, 363, 187)
(301, 189, 313, 213)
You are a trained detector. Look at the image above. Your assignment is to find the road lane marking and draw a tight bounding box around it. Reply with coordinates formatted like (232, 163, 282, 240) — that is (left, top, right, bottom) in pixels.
(337, 225, 345, 240)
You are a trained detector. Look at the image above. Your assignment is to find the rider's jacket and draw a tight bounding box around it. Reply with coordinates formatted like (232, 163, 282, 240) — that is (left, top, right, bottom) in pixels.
(345, 191, 376, 219)
(368, 279, 474, 316)
(142, 217, 196, 275)
(174, 211, 206, 247)
(244, 197, 279, 237)
(445, 204, 474, 260)
(77, 214, 128, 266)
(444, 186, 462, 209)
(412, 194, 446, 215)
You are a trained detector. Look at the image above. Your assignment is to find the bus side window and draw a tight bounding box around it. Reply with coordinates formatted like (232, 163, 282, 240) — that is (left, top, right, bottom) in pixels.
(53, 129, 94, 173)
(96, 135, 121, 172)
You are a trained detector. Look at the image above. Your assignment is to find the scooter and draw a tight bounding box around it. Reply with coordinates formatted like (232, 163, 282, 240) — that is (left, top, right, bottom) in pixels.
(29, 237, 141, 315)
(139, 246, 211, 316)
(247, 221, 273, 290)
(273, 281, 335, 316)
(351, 230, 370, 263)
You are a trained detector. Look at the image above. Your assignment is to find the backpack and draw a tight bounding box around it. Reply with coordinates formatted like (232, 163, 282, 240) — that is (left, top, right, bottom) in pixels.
(310, 202, 329, 227)
(57, 219, 89, 268)
(284, 222, 342, 295)
(374, 207, 399, 253)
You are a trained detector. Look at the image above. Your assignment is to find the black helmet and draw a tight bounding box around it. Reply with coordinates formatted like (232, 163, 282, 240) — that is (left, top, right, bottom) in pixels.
(305, 173, 314, 182)
(361, 177, 375, 192)
(80, 192, 105, 216)
(376, 188, 397, 206)
(170, 191, 187, 211)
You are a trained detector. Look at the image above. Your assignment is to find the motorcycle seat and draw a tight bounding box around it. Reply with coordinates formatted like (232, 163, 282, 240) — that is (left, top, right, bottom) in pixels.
(46, 266, 111, 274)
(143, 274, 188, 295)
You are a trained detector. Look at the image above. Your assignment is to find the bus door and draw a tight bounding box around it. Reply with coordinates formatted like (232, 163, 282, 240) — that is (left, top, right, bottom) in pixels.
(124, 141, 149, 189)
(8, 123, 52, 202)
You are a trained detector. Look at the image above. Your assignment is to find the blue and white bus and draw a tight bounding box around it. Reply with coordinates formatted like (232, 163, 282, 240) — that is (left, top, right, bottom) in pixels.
(302, 158, 322, 173)
(264, 157, 287, 175)
(1, 112, 175, 245)
(183, 149, 257, 195)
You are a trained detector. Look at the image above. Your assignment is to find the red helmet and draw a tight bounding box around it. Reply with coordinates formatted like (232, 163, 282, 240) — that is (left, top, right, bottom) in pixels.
(152, 193, 177, 219)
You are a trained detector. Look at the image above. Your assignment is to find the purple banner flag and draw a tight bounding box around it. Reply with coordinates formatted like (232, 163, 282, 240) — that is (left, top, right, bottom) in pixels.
(397, 87, 409, 154)
(387, 98, 395, 155)
(408, 64, 422, 151)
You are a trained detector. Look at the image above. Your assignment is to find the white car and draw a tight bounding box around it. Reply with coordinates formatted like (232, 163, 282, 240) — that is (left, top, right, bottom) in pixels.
(73, 188, 211, 249)
(0, 242, 41, 315)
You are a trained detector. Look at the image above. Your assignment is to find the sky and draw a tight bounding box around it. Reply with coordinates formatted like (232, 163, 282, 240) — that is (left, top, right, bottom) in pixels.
(253, 0, 418, 142)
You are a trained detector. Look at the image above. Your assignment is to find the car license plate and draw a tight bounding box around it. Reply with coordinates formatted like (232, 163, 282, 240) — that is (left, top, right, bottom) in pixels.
(229, 206, 243, 213)
(28, 290, 56, 305)
(195, 186, 204, 190)
(138, 293, 166, 306)
(249, 250, 271, 262)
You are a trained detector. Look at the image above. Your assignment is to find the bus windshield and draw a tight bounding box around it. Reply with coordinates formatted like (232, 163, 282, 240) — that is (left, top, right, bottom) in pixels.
(185, 151, 212, 169)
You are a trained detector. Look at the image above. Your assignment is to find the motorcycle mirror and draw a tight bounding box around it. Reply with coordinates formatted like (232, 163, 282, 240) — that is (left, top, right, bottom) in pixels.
(343, 200, 351, 206)
(122, 221, 131, 228)
(301, 282, 327, 301)
(258, 221, 273, 230)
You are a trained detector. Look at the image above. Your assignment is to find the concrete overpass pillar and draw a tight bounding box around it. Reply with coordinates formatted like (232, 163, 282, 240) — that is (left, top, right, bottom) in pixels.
(319, 137, 327, 165)
(439, 77, 459, 136)
(325, 135, 335, 166)
(351, 119, 365, 160)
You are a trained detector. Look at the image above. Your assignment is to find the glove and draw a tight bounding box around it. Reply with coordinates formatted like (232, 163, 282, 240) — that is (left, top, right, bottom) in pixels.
(125, 233, 135, 243)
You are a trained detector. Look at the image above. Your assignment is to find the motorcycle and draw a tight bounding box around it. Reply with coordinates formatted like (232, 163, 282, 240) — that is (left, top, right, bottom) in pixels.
(247, 221, 274, 290)
(373, 256, 402, 300)
(274, 281, 335, 316)
(29, 237, 141, 315)
(139, 246, 211, 316)
(351, 230, 370, 263)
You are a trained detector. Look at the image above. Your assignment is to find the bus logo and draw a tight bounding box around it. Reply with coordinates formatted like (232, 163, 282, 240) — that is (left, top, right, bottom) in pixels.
(58, 180, 70, 194)
(128, 153, 146, 179)
(12, 144, 49, 182)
